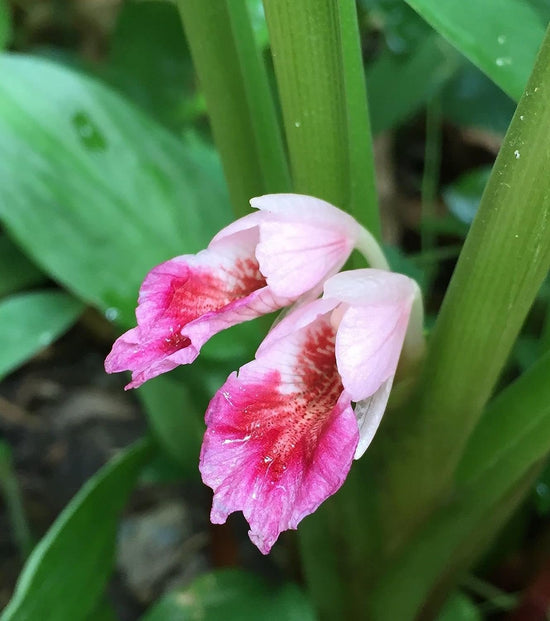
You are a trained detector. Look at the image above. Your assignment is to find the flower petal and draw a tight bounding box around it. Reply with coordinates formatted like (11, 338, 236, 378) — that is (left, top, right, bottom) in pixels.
(323, 269, 416, 401)
(200, 311, 358, 554)
(256, 297, 339, 357)
(353, 377, 393, 459)
(105, 227, 284, 389)
(209, 211, 265, 245)
(251, 194, 361, 298)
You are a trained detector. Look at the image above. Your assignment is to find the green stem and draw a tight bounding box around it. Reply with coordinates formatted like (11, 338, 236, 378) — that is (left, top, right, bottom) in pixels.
(355, 226, 389, 270)
(226, 1, 291, 194)
(177, 1, 290, 217)
(336, 0, 381, 237)
(261, 2, 382, 616)
(377, 24, 550, 549)
(370, 346, 550, 619)
(263, 0, 380, 235)
(0, 441, 33, 559)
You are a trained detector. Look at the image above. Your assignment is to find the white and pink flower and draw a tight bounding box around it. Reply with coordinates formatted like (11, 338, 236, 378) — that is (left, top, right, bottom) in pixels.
(105, 192, 423, 554)
(200, 269, 418, 553)
(105, 194, 364, 389)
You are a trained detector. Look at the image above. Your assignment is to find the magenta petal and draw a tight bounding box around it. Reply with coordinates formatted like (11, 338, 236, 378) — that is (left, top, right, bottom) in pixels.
(200, 312, 359, 554)
(105, 228, 286, 389)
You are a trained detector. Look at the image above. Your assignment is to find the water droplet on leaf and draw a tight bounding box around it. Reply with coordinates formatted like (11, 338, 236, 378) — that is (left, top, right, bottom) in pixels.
(72, 111, 107, 151)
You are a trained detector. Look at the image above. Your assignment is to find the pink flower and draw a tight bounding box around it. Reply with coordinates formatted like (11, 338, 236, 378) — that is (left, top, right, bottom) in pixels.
(200, 269, 418, 554)
(105, 194, 362, 389)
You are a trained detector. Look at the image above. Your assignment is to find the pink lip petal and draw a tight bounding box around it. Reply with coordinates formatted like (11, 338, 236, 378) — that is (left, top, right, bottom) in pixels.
(200, 309, 358, 554)
(105, 227, 287, 389)
(106, 194, 373, 388)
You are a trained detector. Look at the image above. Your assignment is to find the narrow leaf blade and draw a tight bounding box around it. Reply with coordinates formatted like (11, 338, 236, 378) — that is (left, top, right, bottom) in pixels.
(1, 439, 152, 621)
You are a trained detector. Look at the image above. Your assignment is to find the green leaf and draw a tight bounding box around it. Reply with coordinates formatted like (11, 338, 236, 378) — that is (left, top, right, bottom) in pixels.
(0, 235, 46, 298)
(177, 0, 290, 219)
(0, 0, 11, 50)
(370, 348, 550, 620)
(374, 23, 550, 548)
(442, 167, 492, 225)
(0, 291, 83, 381)
(441, 60, 516, 134)
(140, 569, 317, 621)
(1, 439, 153, 621)
(104, 1, 197, 132)
(403, 0, 547, 100)
(368, 34, 459, 135)
(0, 54, 231, 328)
(136, 375, 203, 474)
(263, 0, 381, 236)
(436, 592, 482, 621)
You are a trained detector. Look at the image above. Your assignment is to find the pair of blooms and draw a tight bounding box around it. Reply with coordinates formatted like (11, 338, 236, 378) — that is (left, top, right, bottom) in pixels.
(105, 194, 422, 554)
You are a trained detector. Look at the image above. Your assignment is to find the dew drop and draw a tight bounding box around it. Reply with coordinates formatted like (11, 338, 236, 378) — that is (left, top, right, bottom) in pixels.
(294, 121, 301, 128)
(105, 307, 119, 321)
(496, 57, 512, 67)
(38, 331, 53, 346)
(497, 34, 506, 45)
(72, 111, 107, 151)
(514, 149, 520, 159)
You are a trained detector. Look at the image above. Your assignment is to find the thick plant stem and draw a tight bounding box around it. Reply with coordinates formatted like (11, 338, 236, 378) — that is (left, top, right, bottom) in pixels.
(263, 0, 380, 236)
(336, 0, 381, 238)
(262, 1, 382, 617)
(370, 348, 550, 620)
(378, 24, 550, 551)
(177, 1, 290, 218)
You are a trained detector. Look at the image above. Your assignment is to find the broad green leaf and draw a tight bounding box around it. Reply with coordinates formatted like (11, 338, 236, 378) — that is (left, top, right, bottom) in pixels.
(140, 569, 317, 621)
(0, 235, 46, 298)
(0, 0, 11, 50)
(403, 0, 547, 100)
(104, 1, 198, 132)
(1, 439, 153, 621)
(368, 34, 459, 134)
(442, 167, 492, 225)
(0, 54, 231, 328)
(0, 291, 83, 381)
(441, 60, 515, 134)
